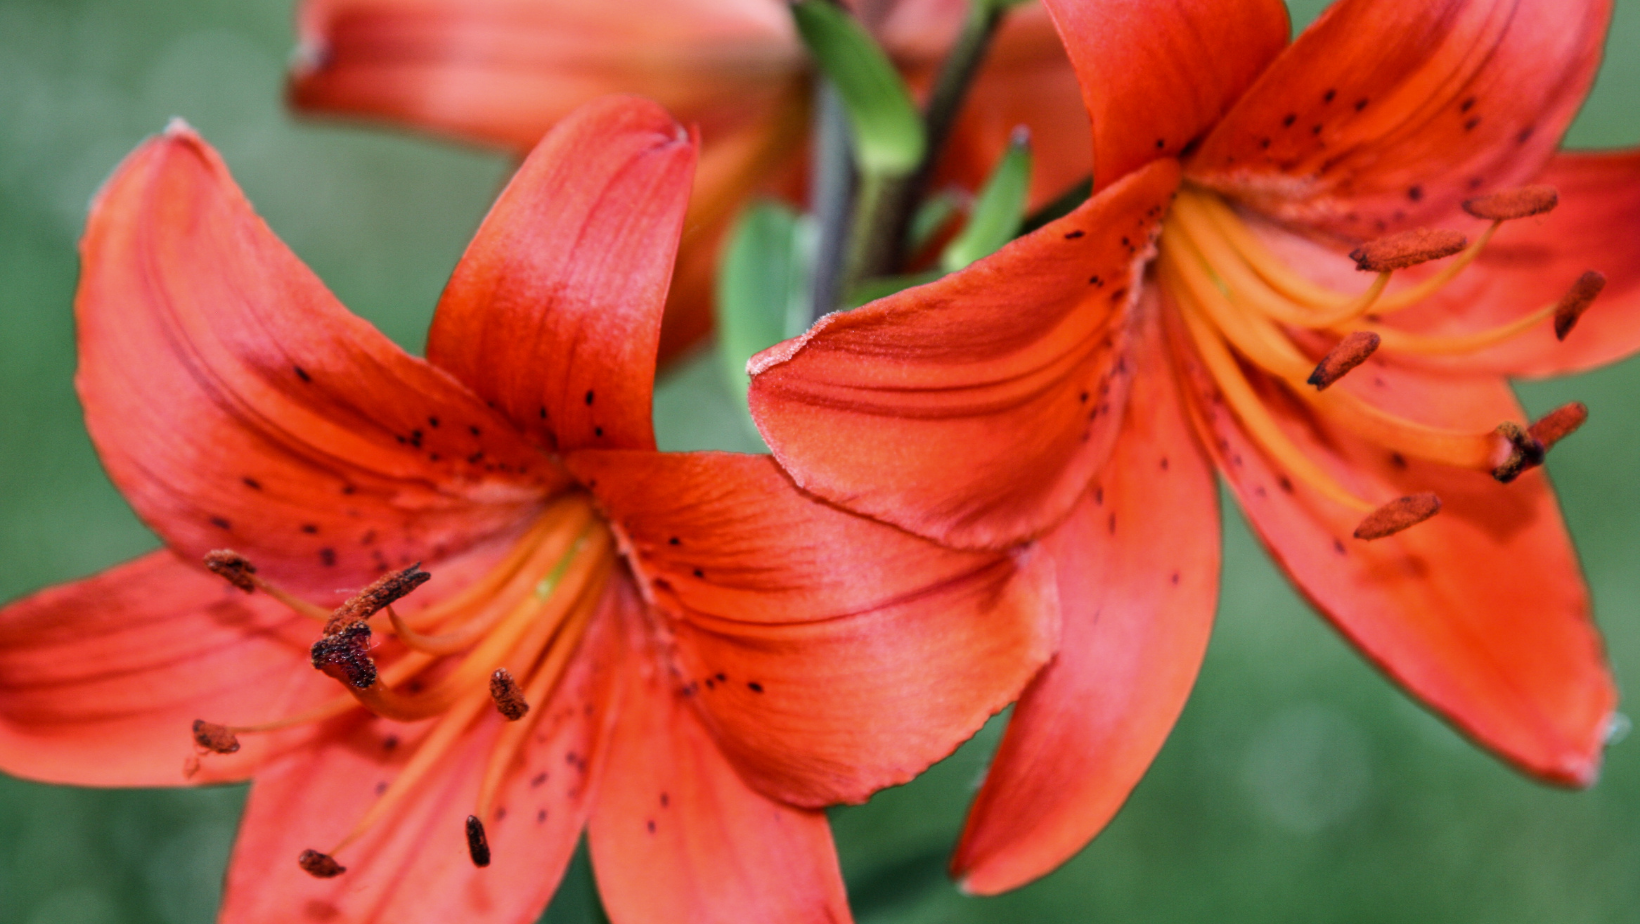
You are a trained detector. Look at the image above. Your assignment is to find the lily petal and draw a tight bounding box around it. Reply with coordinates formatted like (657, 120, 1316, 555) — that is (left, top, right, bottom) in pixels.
(749, 159, 1180, 550)
(590, 586, 852, 924)
(291, 0, 800, 153)
(219, 604, 622, 924)
(1039, 0, 1288, 190)
(953, 307, 1219, 895)
(1378, 149, 1640, 377)
(1174, 317, 1615, 785)
(0, 550, 331, 787)
(427, 95, 696, 454)
(565, 449, 1058, 807)
(76, 123, 549, 597)
(1191, 0, 1612, 238)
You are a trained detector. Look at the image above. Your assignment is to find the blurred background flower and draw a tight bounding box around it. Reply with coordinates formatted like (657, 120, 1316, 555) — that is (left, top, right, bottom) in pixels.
(0, 0, 1637, 922)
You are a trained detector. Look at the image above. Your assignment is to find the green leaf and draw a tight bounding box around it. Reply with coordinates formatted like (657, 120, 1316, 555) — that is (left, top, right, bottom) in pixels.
(908, 189, 963, 253)
(715, 200, 813, 414)
(791, 0, 926, 176)
(940, 127, 1033, 272)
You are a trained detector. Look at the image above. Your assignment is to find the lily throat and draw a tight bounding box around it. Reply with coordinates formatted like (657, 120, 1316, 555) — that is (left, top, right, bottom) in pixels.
(194, 491, 613, 877)
(1155, 183, 1601, 539)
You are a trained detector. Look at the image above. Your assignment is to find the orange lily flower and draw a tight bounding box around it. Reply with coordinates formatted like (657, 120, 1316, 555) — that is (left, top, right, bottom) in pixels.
(749, 0, 1636, 896)
(287, 0, 1090, 361)
(0, 97, 1056, 923)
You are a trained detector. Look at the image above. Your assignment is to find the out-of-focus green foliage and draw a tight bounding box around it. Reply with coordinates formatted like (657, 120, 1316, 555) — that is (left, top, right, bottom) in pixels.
(1, 1, 1639, 922)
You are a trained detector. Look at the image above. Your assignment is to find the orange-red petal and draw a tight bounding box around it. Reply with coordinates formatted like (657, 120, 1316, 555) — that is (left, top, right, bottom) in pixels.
(1039, 0, 1288, 190)
(0, 550, 332, 786)
(426, 96, 695, 454)
(219, 603, 622, 924)
(76, 124, 550, 598)
(953, 313, 1220, 895)
(589, 586, 851, 924)
(749, 159, 1180, 550)
(1373, 149, 1640, 377)
(1190, 0, 1612, 239)
(1173, 319, 1615, 785)
(566, 449, 1058, 807)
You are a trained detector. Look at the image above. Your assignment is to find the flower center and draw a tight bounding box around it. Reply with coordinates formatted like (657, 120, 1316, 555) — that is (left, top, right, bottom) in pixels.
(1156, 183, 1601, 539)
(194, 491, 613, 876)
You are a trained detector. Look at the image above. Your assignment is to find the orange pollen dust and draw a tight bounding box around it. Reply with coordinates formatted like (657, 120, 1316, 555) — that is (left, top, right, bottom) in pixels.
(193, 491, 613, 878)
(1160, 184, 1602, 540)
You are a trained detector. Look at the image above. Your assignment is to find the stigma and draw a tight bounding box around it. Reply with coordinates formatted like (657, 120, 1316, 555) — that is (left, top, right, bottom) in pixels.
(1159, 183, 1602, 540)
(193, 492, 613, 878)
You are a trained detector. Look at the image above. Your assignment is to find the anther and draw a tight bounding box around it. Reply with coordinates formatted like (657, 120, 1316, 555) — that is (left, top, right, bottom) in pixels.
(204, 550, 257, 592)
(1553, 271, 1606, 341)
(325, 563, 431, 634)
(1492, 422, 1547, 483)
(488, 669, 530, 721)
(1462, 185, 1559, 221)
(1353, 493, 1442, 540)
(310, 622, 379, 689)
(465, 815, 492, 868)
(191, 719, 241, 754)
(1308, 331, 1381, 390)
(298, 849, 346, 878)
(1528, 402, 1588, 450)
(1349, 228, 1467, 272)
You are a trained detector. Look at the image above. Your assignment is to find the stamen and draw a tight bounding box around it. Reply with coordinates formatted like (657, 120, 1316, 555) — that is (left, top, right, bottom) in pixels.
(201, 549, 329, 620)
(1491, 422, 1546, 483)
(1308, 332, 1381, 390)
(298, 849, 346, 878)
(310, 622, 378, 689)
(326, 564, 431, 634)
(488, 669, 529, 721)
(1353, 493, 1442, 540)
(1529, 402, 1588, 449)
(191, 719, 241, 754)
(1554, 271, 1606, 341)
(465, 815, 492, 868)
(1350, 229, 1468, 273)
(1462, 185, 1559, 221)
(204, 550, 257, 592)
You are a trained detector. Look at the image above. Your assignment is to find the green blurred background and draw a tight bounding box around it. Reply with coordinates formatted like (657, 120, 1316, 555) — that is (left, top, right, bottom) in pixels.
(1, 0, 1638, 921)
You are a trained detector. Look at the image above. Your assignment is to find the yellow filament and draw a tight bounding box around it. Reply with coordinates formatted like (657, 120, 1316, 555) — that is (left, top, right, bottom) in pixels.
(1177, 301, 1374, 512)
(329, 687, 494, 856)
(349, 534, 613, 722)
(1367, 221, 1500, 314)
(1354, 293, 1564, 354)
(473, 578, 603, 821)
(252, 580, 331, 621)
(228, 652, 437, 735)
(396, 496, 592, 632)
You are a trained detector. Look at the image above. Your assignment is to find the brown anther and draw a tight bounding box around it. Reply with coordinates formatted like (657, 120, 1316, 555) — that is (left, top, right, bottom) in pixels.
(1462, 184, 1559, 221)
(489, 668, 530, 721)
(1349, 228, 1467, 272)
(204, 550, 257, 593)
(298, 849, 346, 878)
(325, 563, 431, 634)
(1553, 270, 1606, 341)
(310, 622, 378, 689)
(1353, 493, 1442, 540)
(1308, 331, 1381, 390)
(191, 719, 241, 754)
(465, 815, 492, 868)
(1492, 421, 1547, 483)
(1529, 402, 1589, 450)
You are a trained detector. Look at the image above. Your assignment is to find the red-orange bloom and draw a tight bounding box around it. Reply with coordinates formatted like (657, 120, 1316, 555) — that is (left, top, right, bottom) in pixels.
(287, 0, 1091, 361)
(749, 0, 1636, 895)
(0, 97, 1056, 923)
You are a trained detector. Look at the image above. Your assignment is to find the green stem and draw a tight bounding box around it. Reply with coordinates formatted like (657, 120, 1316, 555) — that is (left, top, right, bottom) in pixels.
(808, 81, 855, 322)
